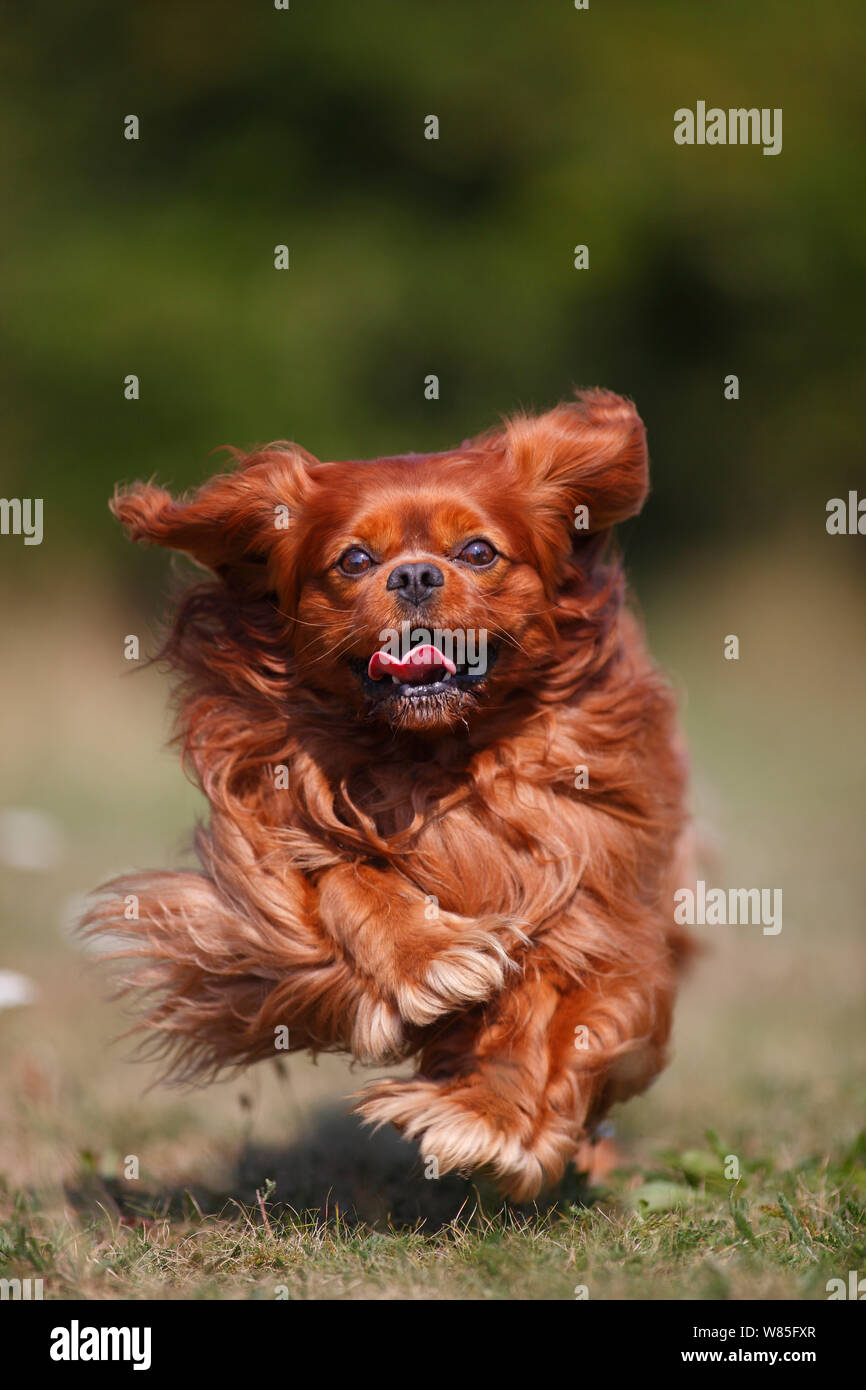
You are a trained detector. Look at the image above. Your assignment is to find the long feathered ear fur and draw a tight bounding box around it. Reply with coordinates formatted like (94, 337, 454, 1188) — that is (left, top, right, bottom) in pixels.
(110, 443, 318, 579)
(506, 388, 648, 529)
(501, 388, 648, 583)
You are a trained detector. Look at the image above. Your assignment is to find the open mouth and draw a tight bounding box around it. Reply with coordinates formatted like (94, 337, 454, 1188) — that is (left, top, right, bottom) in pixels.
(351, 642, 498, 705)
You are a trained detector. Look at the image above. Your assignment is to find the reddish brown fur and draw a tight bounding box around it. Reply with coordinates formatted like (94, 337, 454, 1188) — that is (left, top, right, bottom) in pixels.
(83, 388, 693, 1199)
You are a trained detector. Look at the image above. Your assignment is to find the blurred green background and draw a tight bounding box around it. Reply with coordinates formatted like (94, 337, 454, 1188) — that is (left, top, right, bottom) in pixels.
(1, 0, 864, 1297)
(2, 0, 865, 589)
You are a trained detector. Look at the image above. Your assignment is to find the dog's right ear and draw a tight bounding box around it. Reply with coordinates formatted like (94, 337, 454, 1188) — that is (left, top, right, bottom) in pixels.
(505, 390, 649, 534)
(111, 444, 317, 578)
(494, 389, 649, 591)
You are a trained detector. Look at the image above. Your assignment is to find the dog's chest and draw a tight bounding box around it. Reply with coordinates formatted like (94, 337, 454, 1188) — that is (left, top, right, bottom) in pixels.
(343, 757, 580, 892)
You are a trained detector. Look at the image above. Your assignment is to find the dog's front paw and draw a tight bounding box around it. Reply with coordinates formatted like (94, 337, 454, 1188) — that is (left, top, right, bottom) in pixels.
(350, 993, 408, 1064)
(353, 1076, 547, 1199)
(394, 931, 518, 1026)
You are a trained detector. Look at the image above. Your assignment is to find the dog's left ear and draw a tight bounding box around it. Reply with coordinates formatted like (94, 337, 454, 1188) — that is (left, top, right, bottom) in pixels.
(111, 444, 317, 585)
(505, 389, 649, 540)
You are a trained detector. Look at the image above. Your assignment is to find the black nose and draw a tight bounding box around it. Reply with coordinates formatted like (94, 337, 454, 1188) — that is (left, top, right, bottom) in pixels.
(386, 560, 444, 606)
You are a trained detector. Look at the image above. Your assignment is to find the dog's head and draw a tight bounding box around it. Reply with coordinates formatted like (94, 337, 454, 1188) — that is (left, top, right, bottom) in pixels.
(113, 390, 648, 733)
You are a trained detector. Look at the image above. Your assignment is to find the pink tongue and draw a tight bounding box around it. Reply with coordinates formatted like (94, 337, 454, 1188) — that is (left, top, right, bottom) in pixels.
(368, 643, 457, 683)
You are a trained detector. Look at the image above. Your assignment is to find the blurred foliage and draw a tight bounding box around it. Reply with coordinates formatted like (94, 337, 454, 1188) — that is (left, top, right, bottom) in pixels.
(1, 0, 864, 594)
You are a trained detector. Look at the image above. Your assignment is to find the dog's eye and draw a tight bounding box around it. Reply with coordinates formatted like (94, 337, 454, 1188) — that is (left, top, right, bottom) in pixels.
(457, 539, 497, 567)
(337, 546, 374, 576)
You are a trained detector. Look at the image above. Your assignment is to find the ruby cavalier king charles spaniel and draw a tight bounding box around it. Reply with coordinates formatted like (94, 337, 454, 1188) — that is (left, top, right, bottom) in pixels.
(85, 389, 693, 1200)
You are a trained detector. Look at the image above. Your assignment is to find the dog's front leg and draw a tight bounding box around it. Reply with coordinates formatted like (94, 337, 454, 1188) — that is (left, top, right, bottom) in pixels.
(355, 938, 681, 1198)
(81, 866, 410, 1073)
(316, 863, 524, 1030)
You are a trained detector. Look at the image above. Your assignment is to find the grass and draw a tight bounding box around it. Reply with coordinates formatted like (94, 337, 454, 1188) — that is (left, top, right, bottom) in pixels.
(1, 535, 864, 1299)
(2, 1123, 864, 1300)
